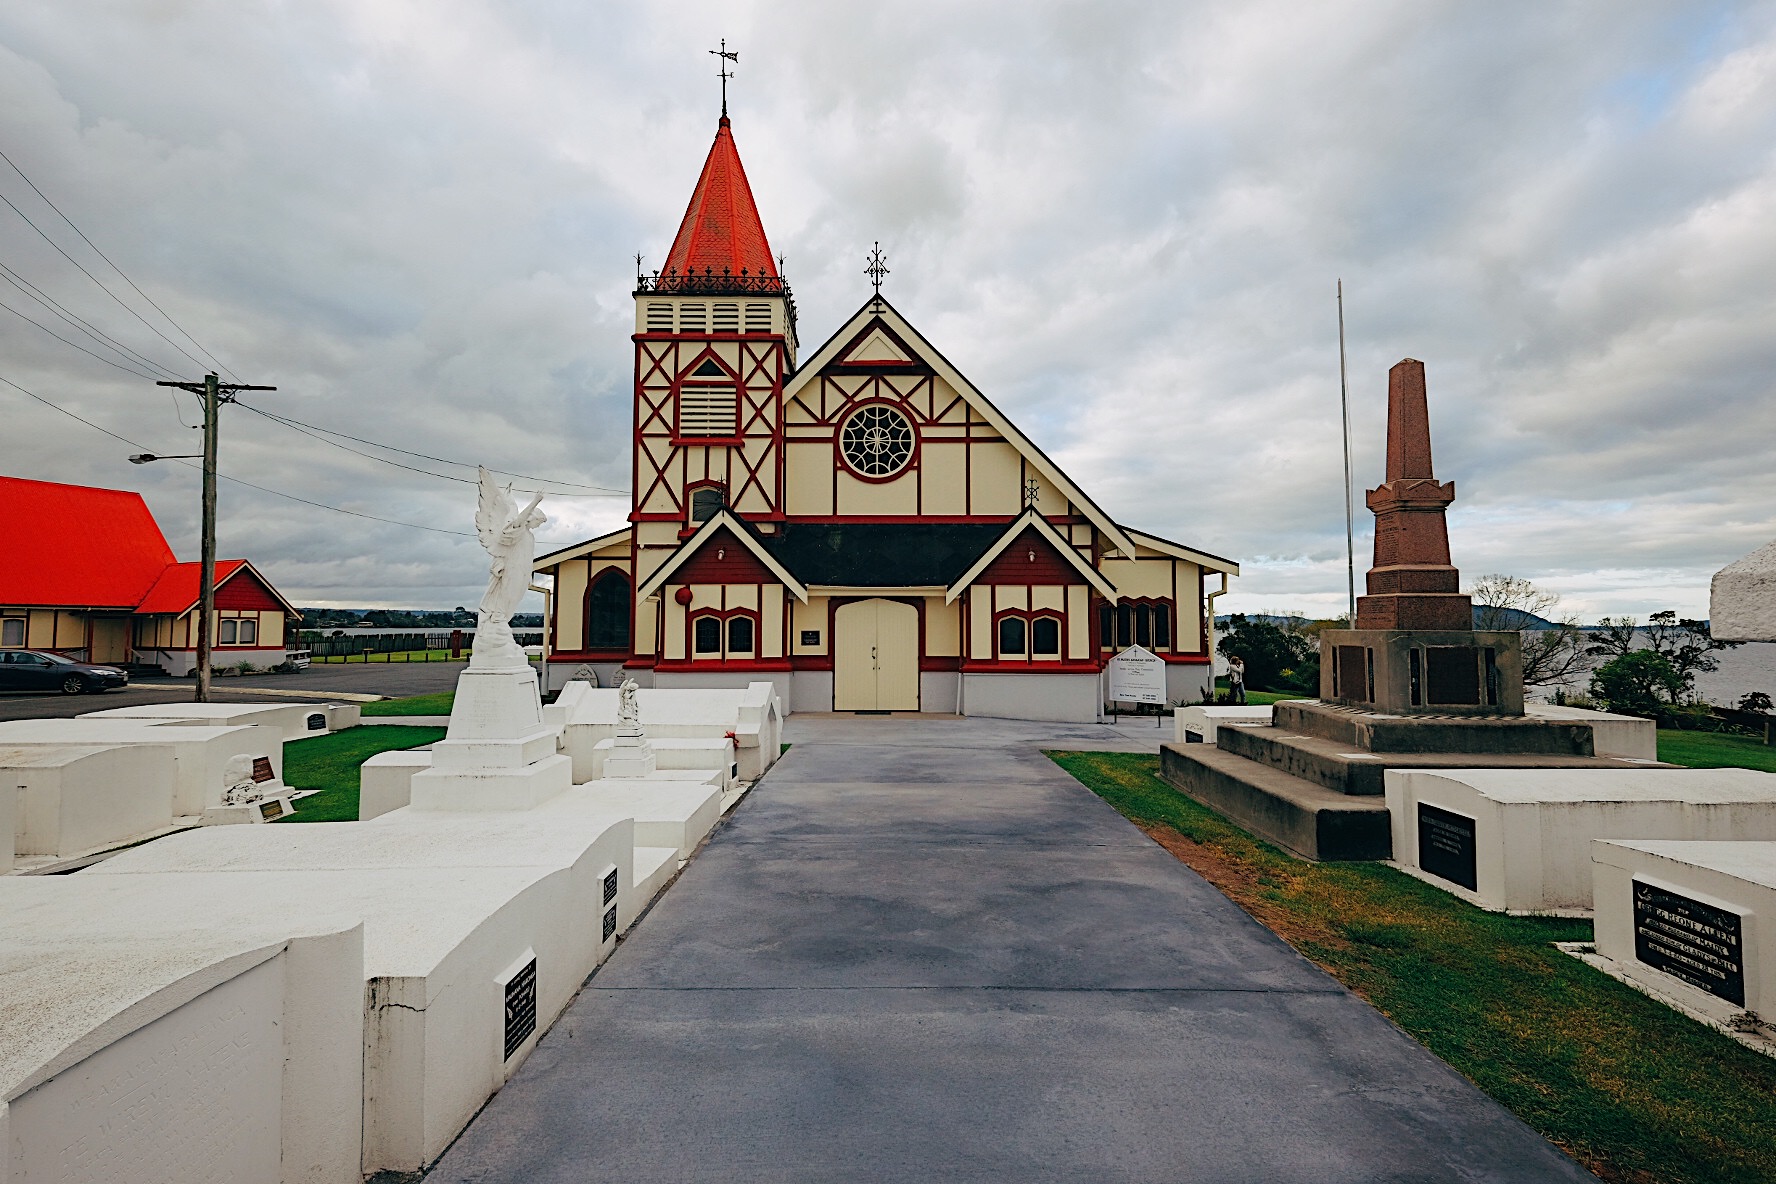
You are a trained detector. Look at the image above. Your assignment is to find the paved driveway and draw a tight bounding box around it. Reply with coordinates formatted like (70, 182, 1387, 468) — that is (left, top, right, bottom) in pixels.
(428, 715, 1591, 1183)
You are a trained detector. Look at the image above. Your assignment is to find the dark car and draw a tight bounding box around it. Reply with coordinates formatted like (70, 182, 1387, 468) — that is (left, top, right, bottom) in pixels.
(0, 649, 129, 694)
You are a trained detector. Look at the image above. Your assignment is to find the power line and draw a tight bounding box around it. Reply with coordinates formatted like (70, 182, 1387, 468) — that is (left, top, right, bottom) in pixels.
(0, 189, 210, 377)
(0, 260, 185, 380)
(0, 148, 235, 380)
(0, 295, 163, 381)
(235, 400, 629, 495)
(0, 372, 473, 536)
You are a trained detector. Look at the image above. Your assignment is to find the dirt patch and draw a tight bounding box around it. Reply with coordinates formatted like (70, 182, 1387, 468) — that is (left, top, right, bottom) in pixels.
(1136, 821, 1346, 956)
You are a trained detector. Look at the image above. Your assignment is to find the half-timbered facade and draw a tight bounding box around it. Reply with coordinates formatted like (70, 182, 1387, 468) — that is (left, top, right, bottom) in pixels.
(536, 114, 1238, 721)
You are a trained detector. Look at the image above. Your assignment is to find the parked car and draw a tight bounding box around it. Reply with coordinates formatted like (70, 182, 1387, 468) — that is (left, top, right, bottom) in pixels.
(0, 649, 129, 694)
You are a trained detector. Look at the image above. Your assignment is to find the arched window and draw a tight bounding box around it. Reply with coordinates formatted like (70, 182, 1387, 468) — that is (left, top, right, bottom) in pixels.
(1031, 615, 1061, 656)
(727, 616, 754, 654)
(693, 615, 722, 654)
(998, 616, 1027, 656)
(585, 571, 631, 651)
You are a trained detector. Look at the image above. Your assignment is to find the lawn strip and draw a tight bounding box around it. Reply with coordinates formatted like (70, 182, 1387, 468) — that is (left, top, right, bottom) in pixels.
(279, 725, 445, 822)
(1657, 730, 1776, 773)
(361, 692, 457, 717)
(1049, 749, 1776, 1184)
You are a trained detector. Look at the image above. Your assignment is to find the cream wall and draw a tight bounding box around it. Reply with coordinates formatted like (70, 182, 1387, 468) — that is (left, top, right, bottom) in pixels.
(0, 609, 85, 651)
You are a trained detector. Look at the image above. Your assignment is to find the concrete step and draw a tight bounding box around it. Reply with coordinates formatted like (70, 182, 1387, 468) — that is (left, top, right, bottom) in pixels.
(1273, 700, 1596, 755)
(1215, 723, 1652, 797)
(1157, 741, 1391, 861)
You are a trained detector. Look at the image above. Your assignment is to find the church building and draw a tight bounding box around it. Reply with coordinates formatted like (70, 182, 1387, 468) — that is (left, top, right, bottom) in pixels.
(535, 112, 1238, 722)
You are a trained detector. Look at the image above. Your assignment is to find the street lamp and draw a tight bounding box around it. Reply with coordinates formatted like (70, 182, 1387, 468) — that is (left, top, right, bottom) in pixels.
(129, 453, 202, 464)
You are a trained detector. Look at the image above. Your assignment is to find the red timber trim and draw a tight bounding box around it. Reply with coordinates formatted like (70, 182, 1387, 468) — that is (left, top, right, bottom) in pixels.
(672, 527, 776, 584)
(919, 655, 961, 672)
(976, 528, 1084, 586)
(778, 514, 1085, 526)
(961, 660, 1102, 674)
(653, 659, 793, 673)
(832, 396, 923, 485)
(624, 656, 659, 669)
(790, 654, 834, 671)
(548, 651, 630, 663)
(1161, 654, 1211, 664)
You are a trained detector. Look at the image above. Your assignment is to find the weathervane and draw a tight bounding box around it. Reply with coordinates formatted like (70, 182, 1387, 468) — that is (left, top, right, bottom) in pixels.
(709, 40, 738, 117)
(865, 242, 889, 295)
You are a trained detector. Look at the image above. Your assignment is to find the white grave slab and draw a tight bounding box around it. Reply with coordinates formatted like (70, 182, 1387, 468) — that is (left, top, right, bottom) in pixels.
(580, 781, 722, 861)
(0, 720, 282, 817)
(5, 744, 177, 860)
(1524, 703, 1658, 761)
(1175, 704, 1277, 745)
(562, 682, 782, 782)
(81, 702, 322, 743)
(1592, 839, 1776, 1030)
(589, 736, 734, 784)
(360, 749, 434, 820)
(1387, 767, 1776, 913)
(0, 876, 364, 1184)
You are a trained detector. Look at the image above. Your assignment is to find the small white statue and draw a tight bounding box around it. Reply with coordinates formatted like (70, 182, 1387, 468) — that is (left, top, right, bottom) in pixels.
(220, 754, 264, 805)
(617, 677, 642, 737)
(472, 466, 547, 670)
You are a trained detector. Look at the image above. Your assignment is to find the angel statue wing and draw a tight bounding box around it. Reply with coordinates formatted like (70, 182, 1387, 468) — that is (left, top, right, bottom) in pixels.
(474, 466, 514, 551)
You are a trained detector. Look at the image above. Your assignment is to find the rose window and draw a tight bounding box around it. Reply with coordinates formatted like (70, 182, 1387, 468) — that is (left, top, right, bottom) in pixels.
(839, 404, 915, 478)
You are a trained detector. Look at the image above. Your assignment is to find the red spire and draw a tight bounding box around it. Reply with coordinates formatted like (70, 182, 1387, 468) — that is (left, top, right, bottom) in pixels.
(660, 117, 779, 287)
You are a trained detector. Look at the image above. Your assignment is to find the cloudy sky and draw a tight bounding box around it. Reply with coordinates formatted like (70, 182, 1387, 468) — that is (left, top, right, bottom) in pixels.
(3, 1, 1774, 621)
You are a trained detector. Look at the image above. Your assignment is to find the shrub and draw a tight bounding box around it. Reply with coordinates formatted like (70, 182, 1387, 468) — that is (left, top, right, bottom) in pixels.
(1217, 614, 1318, 693)
(1589, 650, 1685, 719)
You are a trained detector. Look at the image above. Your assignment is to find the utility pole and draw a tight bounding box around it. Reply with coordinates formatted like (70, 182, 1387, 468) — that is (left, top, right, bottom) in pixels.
(1337, 281, 1355, 625)
(153, 373, 277, 702)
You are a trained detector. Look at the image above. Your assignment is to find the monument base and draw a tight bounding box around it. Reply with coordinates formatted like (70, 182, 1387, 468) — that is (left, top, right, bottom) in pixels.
(1318, 629, 1526, 716)
(406, 662, 570, 811)
(604, 736, 657, 779)
(408, 754, 573, 812)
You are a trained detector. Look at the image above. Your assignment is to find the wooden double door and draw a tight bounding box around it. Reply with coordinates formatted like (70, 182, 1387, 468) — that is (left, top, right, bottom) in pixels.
(833, 599, 919, 711)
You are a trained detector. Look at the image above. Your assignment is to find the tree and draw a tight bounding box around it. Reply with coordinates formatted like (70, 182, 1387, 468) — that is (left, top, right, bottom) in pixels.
(1585, 610, 1741, 702)
(1589, 649, 1687, 719)
(1468, 574, 1589, 689)
(1218, 614, 1317, 693)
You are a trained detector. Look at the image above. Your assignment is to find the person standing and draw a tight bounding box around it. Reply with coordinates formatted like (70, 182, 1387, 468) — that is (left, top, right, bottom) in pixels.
(1228, 655, 1246, 705)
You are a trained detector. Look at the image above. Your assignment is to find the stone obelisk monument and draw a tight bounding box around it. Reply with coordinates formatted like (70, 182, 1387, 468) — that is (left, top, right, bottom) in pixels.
(1320, 359, 1524, 715)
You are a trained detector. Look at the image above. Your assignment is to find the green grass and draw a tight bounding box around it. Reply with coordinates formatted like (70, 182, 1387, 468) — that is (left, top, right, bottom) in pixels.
(361, 692, 456, 717)
(278, 726, 445, 821)
(1657, 729, 1776, 773)
(1048, 749, 1776, 1184)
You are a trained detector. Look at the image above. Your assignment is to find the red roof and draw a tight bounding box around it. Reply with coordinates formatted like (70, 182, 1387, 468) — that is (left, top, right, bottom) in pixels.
(661, 117, 778, 283)
(0, 475, 294, 617)
(0, 475, 177, 608)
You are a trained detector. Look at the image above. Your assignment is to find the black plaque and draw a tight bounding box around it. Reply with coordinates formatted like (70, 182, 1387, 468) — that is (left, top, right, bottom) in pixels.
(800, 630, 820, 646)
(602, 867, 619, 906)
(1425, 646, 1481, 706)
(1417, 803, 1478, 890)
(1335, 645, 1370, 702)
(307, 712, 327, 730)
(503, 958, 538, 1061)
(602, 905, 619, 943)
(1633, 880, 1745, 1006)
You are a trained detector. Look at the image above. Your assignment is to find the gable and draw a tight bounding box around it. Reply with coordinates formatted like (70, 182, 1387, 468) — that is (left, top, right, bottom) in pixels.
(0, 476, 177, 608)
(835, 321, 922, 368)
(672, 527, 777, 585)
(214, 566, 287, 612)
(975, 528, 1085, 585)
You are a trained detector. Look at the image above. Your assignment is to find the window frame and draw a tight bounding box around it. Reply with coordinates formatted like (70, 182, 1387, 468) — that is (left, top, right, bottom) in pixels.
(834, 399, 919, 483)
(0, 617, 23, 647)
(686, 607, 762, 662)
(583, 568, 632, 653)
(993, 609, 1065, 662)
(673, 353, 743, 443)
(1101, 598, 1175, 653)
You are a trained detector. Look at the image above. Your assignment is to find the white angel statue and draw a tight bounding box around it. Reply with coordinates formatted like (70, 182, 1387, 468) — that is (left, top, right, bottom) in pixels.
(472, 466, 547, 670)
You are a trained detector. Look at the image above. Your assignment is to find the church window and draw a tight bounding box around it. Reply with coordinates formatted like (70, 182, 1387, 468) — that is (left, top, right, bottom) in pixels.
(727, 616, 754, 654)
(839, 404, 915, 478)
(646, 303, 673, 332)
(1135, 605, 1152, 648)
(713, 303, 739, 333)
(744, 303, 771, 333)
(1154, 604, 1171, 648)
(1032, 615, 1061, 656)
(693, 615, 722, 654)
(689, 486, 726, 524)
(1116, 604, 1132, 648)
(585, 570, 631, 651)
(998, 616, 1026, 656)
(679, 303, 707, 333)
(690, 609, 758, 660)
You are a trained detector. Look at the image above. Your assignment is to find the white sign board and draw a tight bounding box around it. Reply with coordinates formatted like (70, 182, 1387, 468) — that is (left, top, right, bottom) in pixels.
(1108, 645, 1168, 705)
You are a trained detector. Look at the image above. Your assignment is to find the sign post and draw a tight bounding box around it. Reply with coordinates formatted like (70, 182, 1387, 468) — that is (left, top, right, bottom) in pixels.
(1107, 645, 1168, 726)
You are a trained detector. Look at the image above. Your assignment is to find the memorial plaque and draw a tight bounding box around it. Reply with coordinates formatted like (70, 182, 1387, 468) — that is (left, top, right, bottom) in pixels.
(1633, 880, 1745, 1006)
(1425, 646, 1481, 705)
(250, 756, 276, 783)
(1335, 645, 1371, 702)
(602, 905, 618, 943)
(602, 867, 619, 906)
(1417, 803, 1478, 890)
(258, 799, 285, 821)
(503, 958, 538, 1061)
(800, 630, 820, 646)
(307, 713, 327, 730)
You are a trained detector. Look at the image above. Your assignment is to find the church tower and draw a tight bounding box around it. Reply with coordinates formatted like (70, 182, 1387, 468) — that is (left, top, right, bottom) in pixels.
(631, 115, 796, 537)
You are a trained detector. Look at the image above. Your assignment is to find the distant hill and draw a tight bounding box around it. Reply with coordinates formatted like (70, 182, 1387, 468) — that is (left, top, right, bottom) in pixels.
(1473, 605, 1559, 630)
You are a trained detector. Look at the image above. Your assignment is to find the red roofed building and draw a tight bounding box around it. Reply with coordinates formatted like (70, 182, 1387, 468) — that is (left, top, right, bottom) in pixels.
(0, 475, 299, 675)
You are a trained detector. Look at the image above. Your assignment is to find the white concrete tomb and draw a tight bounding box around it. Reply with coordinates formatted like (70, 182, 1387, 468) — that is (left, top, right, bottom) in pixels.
(80, 701, 330, 743)
(1388, 767, 1776, 912)
(5, 744, 178, 861)
(1174, 704, 1278, 746)
(0, 720, 282, 818)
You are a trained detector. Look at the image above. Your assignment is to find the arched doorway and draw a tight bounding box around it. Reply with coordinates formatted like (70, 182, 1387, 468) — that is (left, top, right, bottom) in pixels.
(833, 599, 918, 711)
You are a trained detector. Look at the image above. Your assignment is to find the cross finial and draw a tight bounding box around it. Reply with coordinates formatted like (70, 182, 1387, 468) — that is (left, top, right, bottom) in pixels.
(865, 242, 889, 295)
(709, 39, 738, 117)
(1024, 478, 1041, 508)
(635, 253, 645, 284)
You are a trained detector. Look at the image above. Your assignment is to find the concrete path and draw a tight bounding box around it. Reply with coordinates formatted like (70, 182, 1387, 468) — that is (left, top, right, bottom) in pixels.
(429, 716, 1592, 1183)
